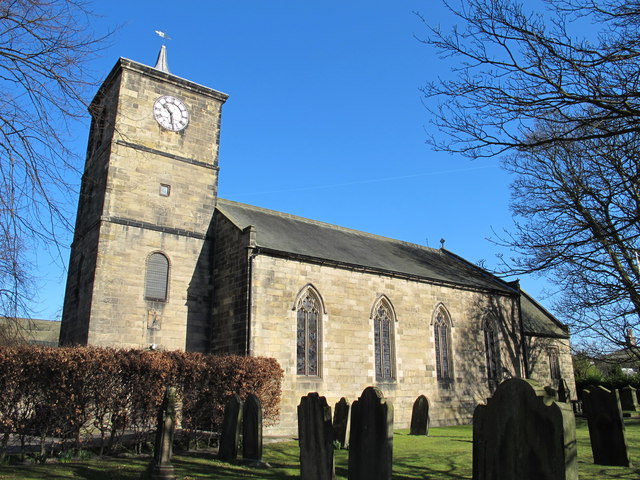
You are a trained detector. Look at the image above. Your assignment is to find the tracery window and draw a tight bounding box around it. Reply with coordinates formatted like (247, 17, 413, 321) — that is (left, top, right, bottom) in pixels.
(549, 347, 561, 381)
(296, 288, 321, 376)
(373, 298, 395, 382)
(484, 317, 501, 389)
(434, 307, 453, 382)
(145, 252, 169, 302)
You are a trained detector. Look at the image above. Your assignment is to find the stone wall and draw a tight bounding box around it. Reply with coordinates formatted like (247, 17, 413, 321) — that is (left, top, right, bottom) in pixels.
(210, 212, 251, 355)
(248, 253, 529, 435)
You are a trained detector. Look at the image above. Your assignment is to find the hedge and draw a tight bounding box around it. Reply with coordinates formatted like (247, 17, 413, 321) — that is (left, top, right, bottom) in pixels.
(0, 346, 283, 459)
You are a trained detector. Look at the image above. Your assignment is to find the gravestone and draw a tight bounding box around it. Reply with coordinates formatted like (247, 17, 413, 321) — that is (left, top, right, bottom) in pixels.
(582, 385, 631, 466)
(619, 385, 639, 412)
(145, 386, 178, 480)
(409, 394, 429, 435)
(298, 392, 336, 480)
(473, 378, 577, 480)
(332, 397, 350, 449)
(557, 378, 571, 403)
(242, 393, 263, 462)
(348, 386, 393, 480)
(218, 394, 242, 461)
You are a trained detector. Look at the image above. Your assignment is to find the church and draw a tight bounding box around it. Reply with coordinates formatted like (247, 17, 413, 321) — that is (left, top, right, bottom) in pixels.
(59, 48, 575, 434)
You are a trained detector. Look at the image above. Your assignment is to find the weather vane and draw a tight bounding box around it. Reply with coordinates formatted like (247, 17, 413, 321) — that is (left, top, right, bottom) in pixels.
(155, 30, 171, 41)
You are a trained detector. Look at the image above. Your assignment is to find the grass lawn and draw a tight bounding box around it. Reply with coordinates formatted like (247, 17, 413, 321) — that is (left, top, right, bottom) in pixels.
(1, 418, 639, 479)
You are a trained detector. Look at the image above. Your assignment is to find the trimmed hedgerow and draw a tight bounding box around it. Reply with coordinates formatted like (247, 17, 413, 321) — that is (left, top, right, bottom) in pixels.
(0, 346, 283, 459)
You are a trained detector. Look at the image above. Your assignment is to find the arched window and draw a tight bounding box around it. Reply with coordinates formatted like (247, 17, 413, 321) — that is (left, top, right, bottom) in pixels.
(145, 252, 169, 302)
(433, 306, 453, 382)
(484, 317, 501, 390)
(548, 347, 561, 382)
(373, 297, 395, 382)
(296, 287, 321, 376)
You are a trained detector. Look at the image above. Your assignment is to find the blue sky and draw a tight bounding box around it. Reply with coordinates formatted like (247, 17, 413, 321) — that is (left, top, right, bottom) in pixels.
(33, 1, 557, 320)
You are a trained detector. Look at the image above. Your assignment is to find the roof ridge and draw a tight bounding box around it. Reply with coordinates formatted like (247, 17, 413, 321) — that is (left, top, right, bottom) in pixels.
(217, 198, 442, 253)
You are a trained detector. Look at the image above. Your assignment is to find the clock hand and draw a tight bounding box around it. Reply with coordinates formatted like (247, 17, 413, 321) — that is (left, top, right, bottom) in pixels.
(166, 106, 174, 128)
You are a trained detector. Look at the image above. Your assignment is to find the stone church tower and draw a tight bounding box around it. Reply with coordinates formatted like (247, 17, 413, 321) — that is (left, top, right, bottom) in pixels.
(59, 49, 228, 351)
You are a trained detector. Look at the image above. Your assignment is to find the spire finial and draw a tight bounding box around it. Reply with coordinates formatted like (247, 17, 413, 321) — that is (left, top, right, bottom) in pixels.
(154, 31, 171, 73)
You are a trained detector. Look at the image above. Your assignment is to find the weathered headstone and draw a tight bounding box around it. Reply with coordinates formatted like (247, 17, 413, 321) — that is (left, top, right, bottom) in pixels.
(557, 378, 571, 403)
(619, 385, 639, 412)
(409, 394, 429, 435)
(218, 394, 242, 461)
(145, 386, 178, 480)
(242, 393, 263, 462)
(298, 392, 336, 480)
(332, 397, 350, 449)
(582, 385, 631, 466)
(348, 386, 393, 480)
(473, 378, 577, 480)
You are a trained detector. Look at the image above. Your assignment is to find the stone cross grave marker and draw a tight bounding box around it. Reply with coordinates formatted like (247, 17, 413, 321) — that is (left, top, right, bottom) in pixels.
(242, 393, 263, 462)
(473, 378, 578, 480)
(348, 386, 393, 480)
(218, 393, 242, 461)
(332, 397, 350, 449)
(619, 385, 639, 412)
(145, 385, 178, 480)
(409, 394, 429, 435)
(298, 392, 336, 480)
(582, 385, 631, 467)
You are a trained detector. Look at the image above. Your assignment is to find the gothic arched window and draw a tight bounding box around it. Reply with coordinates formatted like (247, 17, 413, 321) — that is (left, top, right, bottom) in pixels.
(296, 287, 321, 376)
(548, 347, 561, 382)
(145, 252, 169, 302)
(434, 307, 453, 382)
(373, 298, 396, 382)
(484, 317, 501, 390)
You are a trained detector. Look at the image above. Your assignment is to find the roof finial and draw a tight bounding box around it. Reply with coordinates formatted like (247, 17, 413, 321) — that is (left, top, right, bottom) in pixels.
(154, 31, 171, 73)
(440, 238, 446, 249)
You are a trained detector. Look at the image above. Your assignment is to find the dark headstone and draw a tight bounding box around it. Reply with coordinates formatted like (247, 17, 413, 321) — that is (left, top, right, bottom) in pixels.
(332, 397, 350, 449)
(473, 378, 577, 480)
(242, 393, 263, 461)
(218, 394, 242, 461)
(298, 393, 336, 480)
(583, 385, 631, 466)
(145, 386, 178, 480)
(619, 385, 638, 412)
(557, 378, 571, 403)
(409, 394, 429, 435)
(348, 386, 393, 480)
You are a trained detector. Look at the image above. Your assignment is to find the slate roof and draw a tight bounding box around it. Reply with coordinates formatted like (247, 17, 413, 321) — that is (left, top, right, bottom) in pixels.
(216, 199, 514, 293)
(216, 198, 570, 338)
(520, 290, 570, 339)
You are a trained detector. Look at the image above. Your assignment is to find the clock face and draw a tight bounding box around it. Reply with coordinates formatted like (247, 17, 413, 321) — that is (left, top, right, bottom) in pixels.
(153, 95, 189, 131)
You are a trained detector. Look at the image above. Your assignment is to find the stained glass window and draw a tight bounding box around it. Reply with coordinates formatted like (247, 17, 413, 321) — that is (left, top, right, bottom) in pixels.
(484, 318, 500, 389)
(296, 290, 320, 376)
(374, 300, 395, 381)
(434, 310, 453, 381)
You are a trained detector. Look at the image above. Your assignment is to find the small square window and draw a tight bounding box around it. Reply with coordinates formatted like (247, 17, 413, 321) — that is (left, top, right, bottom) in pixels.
(159, 184, 171, 197)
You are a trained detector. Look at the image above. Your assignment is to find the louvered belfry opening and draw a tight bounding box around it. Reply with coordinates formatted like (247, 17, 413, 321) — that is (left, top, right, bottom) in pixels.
(145, 252, 169, 302)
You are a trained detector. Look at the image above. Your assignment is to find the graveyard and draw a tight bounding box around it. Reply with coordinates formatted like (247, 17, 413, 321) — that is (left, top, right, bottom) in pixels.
(1, 418, 639, 479)
(3, 352, 640, 479)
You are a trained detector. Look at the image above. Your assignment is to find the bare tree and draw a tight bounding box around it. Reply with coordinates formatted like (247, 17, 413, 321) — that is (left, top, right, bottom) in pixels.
(419, 0, 640, 351)
(0, 0, 108, 341)
(502, 124, 640, 355)
(419, 0, 640, 157)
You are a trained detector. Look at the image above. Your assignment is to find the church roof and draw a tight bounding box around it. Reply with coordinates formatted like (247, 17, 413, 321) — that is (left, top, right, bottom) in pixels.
(519, 290, 570, 339)
(216, 199, 515, 293)
(216, 199, 569, 338)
